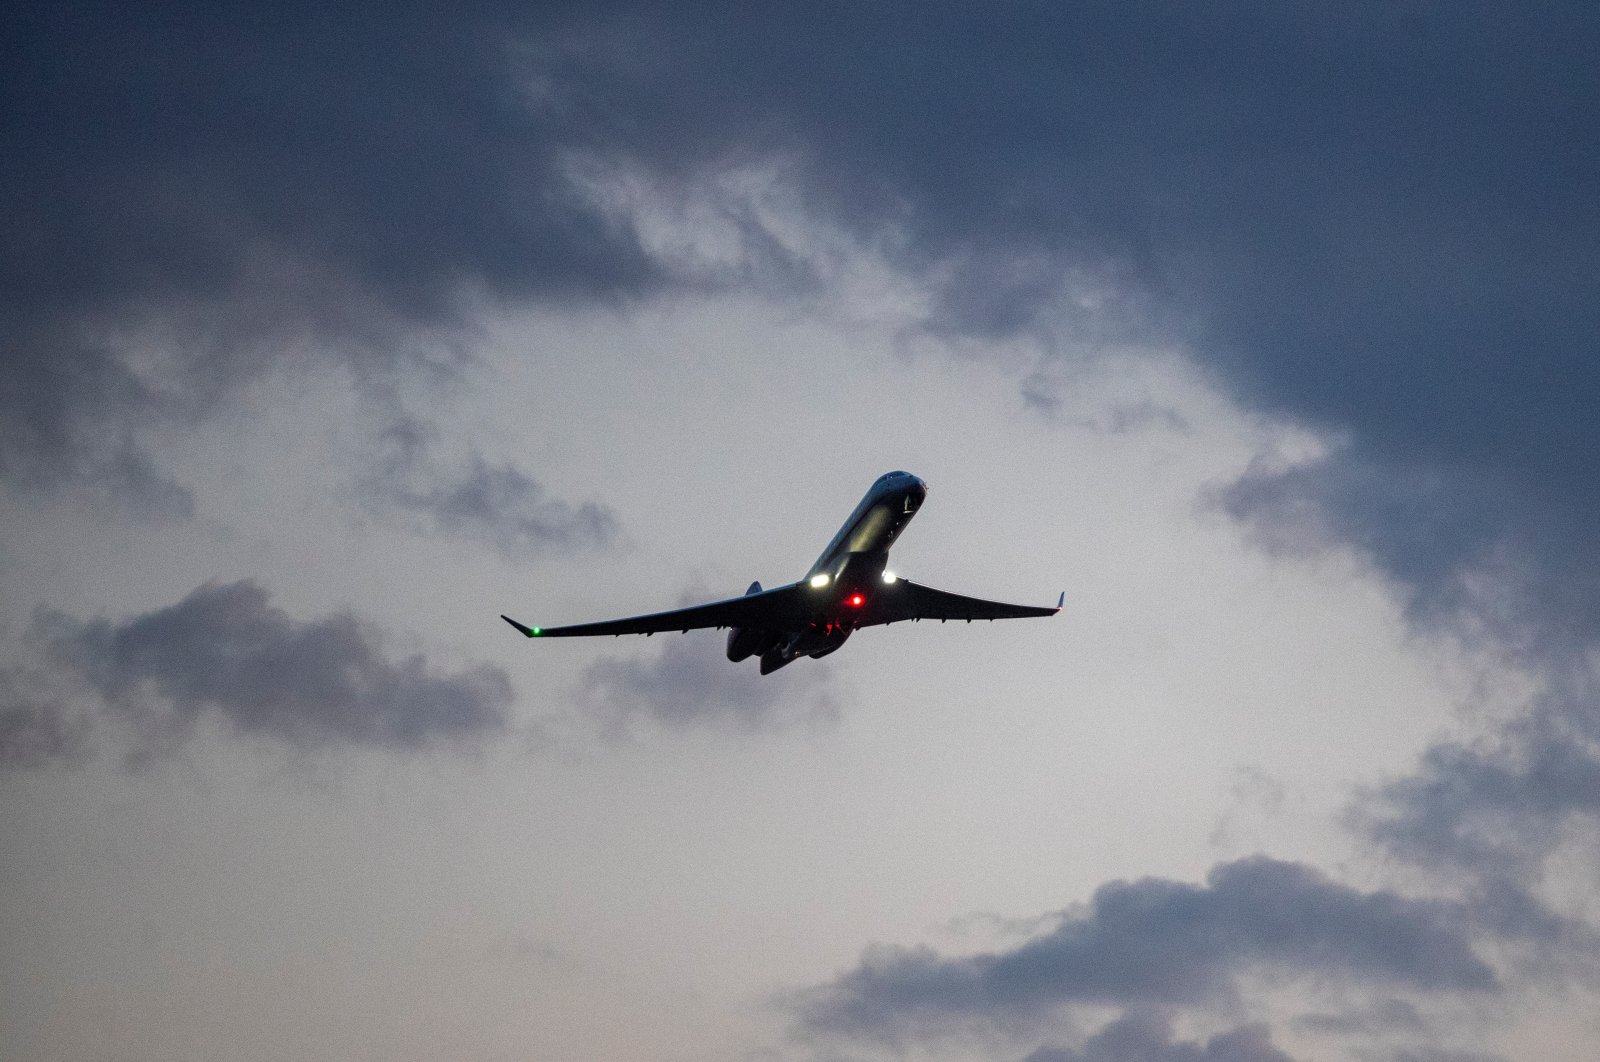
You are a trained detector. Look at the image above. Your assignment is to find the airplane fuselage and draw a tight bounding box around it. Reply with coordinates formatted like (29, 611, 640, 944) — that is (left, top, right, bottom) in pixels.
(807, 470, 927, 587)
(730, 470, 929, 672)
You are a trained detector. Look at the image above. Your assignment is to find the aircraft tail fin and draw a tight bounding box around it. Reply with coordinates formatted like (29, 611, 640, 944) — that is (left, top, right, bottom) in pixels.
(745, 580, 763, 595)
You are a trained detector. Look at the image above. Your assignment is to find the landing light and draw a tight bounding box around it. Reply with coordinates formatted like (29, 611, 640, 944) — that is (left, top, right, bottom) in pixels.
(809, 573, 831, 588)
(882, 570, 897, 583)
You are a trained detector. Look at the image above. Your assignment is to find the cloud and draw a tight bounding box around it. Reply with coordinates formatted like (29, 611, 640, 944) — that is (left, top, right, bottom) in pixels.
(1386, 1050, 1509, 1062)
(1216, 452, 1600, 667)
(533, 8, 1600, 996)
(364, 416, 619, 555)
(2, 2, 664, 502)
(1293, 999, 1424, 1038)
(0, 693, 94, 770)
(1024, 1011, 1299, 1062)
(15, 1, 1600, 676)
(526, 4, 1600, 673)
(13, 2, 1600, 672)
(795, 857, 1494, 1045)
(1353, 701, 1600, 991)
(393, 455, 619, 554)
(577, 628, 840, 736)
(1362, 721, 1600, 882)
(4, 580, 513, 763)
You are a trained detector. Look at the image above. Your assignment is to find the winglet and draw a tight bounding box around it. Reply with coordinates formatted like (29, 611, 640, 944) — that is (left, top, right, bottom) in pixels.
(1055, 591, 1065, 611)
(502, 614, 540, 638)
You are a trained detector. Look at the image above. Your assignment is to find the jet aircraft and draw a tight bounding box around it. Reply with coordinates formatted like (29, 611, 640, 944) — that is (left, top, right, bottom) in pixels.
(502, 471, 1061, 673)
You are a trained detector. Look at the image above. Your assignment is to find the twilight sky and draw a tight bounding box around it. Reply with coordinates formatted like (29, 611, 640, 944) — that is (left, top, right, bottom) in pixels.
(5, 4, 1600, 1060)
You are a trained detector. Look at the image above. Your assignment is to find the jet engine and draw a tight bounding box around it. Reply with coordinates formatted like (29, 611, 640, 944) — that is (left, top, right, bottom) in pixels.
(727, 625, 780, 662)
(726, 581, 779, 662)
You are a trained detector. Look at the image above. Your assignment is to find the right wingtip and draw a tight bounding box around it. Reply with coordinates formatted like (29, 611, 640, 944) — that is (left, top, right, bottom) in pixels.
(1055, 591, 1065, 611)
(502, 614, 539, 638)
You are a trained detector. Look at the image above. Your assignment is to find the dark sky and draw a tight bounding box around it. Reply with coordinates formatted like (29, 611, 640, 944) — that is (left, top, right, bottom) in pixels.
(5, 4, 1600, 1060)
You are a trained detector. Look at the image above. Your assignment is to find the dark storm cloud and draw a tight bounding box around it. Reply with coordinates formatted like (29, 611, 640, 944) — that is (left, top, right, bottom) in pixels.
(3, 0, 661, 502)
(6, 580, 512, 760)
(13, 1, 1600, 655)
(796, 857, 1494, 1042)
(578, 628, 839, 735)
(16, 2, 1600, 660)
(535, 2, 1600, 659)
(1024, 1011, 1299, 1062)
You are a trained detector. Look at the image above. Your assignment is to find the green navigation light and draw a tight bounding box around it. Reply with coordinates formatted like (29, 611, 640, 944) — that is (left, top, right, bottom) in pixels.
(532, 627, 542, 636)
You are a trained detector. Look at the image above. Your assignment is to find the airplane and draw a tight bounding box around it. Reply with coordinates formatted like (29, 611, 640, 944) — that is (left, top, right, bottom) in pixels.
(502, 471, 1061, 674)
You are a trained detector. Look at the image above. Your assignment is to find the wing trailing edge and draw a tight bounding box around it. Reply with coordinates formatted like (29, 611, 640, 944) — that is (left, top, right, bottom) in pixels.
(502, 581, 809, 639)
(858, 578, 1062, 626)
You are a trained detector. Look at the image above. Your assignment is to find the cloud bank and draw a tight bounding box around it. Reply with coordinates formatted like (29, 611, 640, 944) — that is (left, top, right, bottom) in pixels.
(796, 857, 1496, 1047)
(4, 1, 658, 506)
(1025, 1011, 1299, 1062)
(2, 580, 513, 764)
(13, 2, 1600, 672)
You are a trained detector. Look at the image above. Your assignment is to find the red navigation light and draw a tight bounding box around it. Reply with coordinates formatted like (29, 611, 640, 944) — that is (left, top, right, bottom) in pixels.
(848, 593, 865, 608)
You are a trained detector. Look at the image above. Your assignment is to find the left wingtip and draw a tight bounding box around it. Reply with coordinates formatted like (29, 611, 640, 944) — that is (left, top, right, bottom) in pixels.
(502, 614, 539, 638)
(1055, 591, 1064, 611)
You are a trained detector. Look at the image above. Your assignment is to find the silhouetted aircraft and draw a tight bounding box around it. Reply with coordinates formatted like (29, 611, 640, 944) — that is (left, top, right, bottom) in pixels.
(502, 471, 1061, 673)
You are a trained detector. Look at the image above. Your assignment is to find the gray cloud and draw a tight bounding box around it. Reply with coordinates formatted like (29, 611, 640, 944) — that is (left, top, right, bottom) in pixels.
(395, 455, 619, 554)
(562, 3, 1600, 665)
(515, 8, 1600, 771)
(796, 857, 1494, 1044)
(3, 1, 661, 503)
(8, 580, 513, 761)
(365, 417, 619, 555)
(1293, 999, 1425, 1037)
(578, 629, 840, 736)
(1216, 454, 1600, 667)
(13, 1, 1600, 666)
(1355, 708, 1600, 991)
(1386, 1050, 1509, 1062)
(1025, 1011, 1299, 1062)
(1363, 722, 1600, 881)
(545, 6, 1600, 987)
(16, 1, 1600, 677)
(0, 690, 94, 769)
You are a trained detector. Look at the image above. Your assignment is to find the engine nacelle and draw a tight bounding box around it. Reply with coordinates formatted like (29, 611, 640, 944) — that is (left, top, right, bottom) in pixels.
(759, 644, 797, 674)
(727, 581, 777, 662)
(727, 625, 780, 662)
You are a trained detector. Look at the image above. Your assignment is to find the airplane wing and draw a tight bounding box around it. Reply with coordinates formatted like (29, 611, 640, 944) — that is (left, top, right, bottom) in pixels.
(502, 581, 810, 639)
(862, 579, 1062, 625)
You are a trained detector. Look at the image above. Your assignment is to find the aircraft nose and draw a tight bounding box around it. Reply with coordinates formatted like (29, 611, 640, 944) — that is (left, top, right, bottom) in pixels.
(905, 476, 928, 509)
